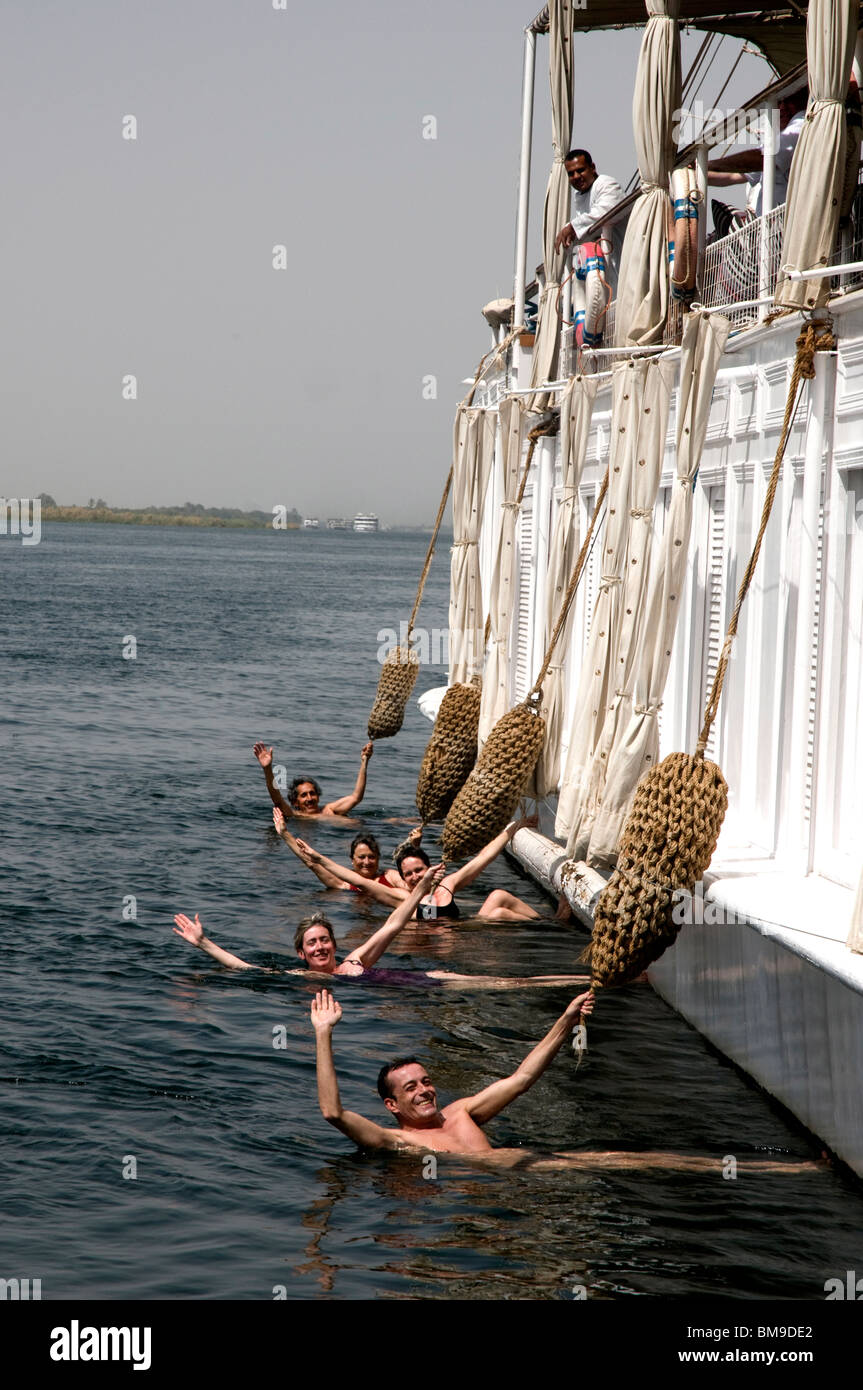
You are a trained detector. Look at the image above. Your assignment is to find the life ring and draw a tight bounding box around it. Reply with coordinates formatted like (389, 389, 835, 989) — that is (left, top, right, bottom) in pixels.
(670, 167, 700, 302)
(573, 240, 610, 347)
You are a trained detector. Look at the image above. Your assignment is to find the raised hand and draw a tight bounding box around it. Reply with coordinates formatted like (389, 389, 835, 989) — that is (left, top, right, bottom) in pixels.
(407, 825, 423, 847)
(253, 742, 273, 769)
(361, 742, 374, 761)
(566, 991, 595, 1022)
(420, 863, 447, 891)
(273, 807, 287, 834)
(508, 813, 539, 837)
(311, 989, 343, 1032)
(173, 913, 204, 947)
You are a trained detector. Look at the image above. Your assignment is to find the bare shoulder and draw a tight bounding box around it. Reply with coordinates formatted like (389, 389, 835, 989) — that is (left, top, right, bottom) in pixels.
(321, 806, 358, 823)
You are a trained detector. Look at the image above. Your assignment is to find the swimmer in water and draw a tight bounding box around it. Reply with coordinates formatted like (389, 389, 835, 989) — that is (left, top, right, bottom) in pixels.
(253, 740, 374, 821)
(173, 865, 590, 990)
(282, 815, 568, 922)
(273, 814, 418, 897)
(310, 991, 823, 1175)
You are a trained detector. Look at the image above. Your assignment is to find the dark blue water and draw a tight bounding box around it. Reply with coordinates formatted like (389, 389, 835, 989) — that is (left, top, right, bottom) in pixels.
(2, 523, 861, 1300)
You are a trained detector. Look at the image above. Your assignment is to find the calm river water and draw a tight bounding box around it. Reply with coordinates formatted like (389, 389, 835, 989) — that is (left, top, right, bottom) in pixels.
(2, 523, 861, 1300)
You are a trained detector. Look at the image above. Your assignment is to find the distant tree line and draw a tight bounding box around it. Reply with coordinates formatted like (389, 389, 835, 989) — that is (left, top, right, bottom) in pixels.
(35, 495, 303, 529)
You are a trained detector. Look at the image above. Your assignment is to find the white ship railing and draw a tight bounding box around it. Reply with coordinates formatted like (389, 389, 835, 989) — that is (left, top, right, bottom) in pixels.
(554, 179, 863, 380)
(700, 204, 785, 330)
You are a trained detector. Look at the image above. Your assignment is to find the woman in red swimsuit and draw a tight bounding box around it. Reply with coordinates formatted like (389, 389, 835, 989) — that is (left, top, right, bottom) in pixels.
(272, 817, 409, 898)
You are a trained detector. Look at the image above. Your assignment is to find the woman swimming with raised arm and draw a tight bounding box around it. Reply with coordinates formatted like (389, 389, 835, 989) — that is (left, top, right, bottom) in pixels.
(277, 824, 412, 896)
(172, 865, 588, 991)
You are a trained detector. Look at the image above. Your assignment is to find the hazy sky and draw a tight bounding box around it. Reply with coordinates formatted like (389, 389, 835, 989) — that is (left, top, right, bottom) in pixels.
(2, 2, 771, 523)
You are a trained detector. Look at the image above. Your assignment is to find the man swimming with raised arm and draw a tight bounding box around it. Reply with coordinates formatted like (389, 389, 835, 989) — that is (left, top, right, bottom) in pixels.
(312, 987, 594, 1153)
(253, 739, 373, 821)
(172, 864, 589, 990)
(310, 991, 823, 1174)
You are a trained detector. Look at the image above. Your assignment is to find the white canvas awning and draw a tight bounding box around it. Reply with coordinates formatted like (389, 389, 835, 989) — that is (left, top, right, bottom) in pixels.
(774, 0, 858, 311)
(533, 375, 598, 797)
(614, 0, 681, 347)
(849, 862, 863, 954)
(478, 398, 526, 746)
(584, 310, 730, 865)
(449, 406, 496, 685)
(527, 0, 574, 410)
(558, 354, 675, 851)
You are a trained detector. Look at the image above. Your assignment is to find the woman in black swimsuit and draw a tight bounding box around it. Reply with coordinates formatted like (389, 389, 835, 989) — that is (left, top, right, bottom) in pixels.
(289, 818, 545, 922)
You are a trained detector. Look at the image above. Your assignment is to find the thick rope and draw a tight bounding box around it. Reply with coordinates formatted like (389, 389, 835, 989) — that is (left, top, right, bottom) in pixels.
(461, 322, 527, 407)
(696, 321, 833, 754)
(528, 466, 610, 701)
(407, 465, 454, 639)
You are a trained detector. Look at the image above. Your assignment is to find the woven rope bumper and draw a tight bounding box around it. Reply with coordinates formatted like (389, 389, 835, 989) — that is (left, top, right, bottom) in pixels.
(585, 752, 728, 987)
(416, 681, 482, 823)
(367, 646, 420, 741)
(442, 699, 546, 861)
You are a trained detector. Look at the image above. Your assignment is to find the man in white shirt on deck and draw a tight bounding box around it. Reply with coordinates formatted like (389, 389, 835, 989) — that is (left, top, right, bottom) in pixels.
(707, 88, 807, 218)
(553, 148, 625, 287)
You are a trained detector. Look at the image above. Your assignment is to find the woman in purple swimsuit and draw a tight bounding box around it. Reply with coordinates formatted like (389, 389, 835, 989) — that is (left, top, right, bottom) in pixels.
(173, 866, 588, 991)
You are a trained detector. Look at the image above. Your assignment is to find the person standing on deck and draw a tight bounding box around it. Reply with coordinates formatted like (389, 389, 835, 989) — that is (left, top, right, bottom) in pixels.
(707, 89, 807, 218)
(553, 149, 625, 288)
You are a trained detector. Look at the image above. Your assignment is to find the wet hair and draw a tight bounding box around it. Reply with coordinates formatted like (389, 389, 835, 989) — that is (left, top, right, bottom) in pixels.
(349, 833, 381, 862)
(294, 912, 336, 955)
(565, 148, 594, 166)
(394, 844, 430, 874)
(377, 1056, 423, 1101)
(289, 776, 322, 806)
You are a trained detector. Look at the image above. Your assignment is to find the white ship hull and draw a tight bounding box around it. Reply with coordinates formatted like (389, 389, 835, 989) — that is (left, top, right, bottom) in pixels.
(437, 289, 863, 1174)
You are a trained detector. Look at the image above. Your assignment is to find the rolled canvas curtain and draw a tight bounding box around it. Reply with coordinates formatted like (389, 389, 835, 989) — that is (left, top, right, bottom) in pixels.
(478, 398, 525, 746)
(562, 355, 675, 857)
(555, 364, 638, 839)
(533, 375, 597, 797)
(584, 311, 731, 866)
(849, 862, 863, 954)
(774, 0, 857, 311)
(614, 0, 681, 347)
(527, 0, 574, 410)
(449, 406, 496, 685)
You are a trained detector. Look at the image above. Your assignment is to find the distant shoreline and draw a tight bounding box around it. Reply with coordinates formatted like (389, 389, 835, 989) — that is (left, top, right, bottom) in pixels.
(41, 507, 283, 529)
(39, 508, 435, 533)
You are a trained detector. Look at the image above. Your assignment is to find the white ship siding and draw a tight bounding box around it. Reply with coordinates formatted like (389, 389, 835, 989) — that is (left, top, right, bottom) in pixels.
(482, 298, 863, 893)
(514, 491, 534, 704)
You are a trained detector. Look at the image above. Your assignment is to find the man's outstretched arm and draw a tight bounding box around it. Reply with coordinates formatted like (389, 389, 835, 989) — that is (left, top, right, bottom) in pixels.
(253, 742, 293, 817)
(459, 992, 594, 1125)
(324, 742, 373, 815)
(311, 990, 397, 1148)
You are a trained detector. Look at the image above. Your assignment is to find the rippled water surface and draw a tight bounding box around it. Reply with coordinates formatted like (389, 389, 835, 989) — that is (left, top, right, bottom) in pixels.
(3, 523, 861, 1300)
